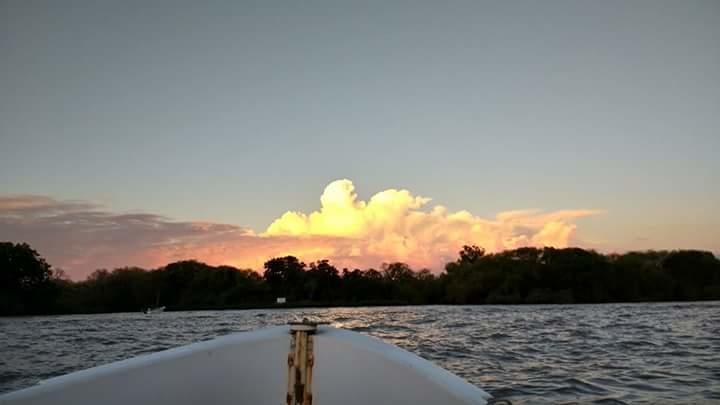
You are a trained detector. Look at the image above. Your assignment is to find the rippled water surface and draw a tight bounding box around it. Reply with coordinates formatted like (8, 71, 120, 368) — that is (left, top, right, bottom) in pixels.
(2, 302, 719, 403)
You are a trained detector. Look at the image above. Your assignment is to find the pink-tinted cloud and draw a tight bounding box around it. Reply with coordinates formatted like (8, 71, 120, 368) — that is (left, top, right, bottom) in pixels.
(0, 182, 602, 279)
(0, 195, 254, 278)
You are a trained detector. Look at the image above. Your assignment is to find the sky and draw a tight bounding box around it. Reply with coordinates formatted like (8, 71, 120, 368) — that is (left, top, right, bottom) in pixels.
(1, 0, 719, 279)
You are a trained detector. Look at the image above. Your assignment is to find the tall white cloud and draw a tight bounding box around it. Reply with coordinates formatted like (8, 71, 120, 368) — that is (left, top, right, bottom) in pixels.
(265, 179, 601, 269)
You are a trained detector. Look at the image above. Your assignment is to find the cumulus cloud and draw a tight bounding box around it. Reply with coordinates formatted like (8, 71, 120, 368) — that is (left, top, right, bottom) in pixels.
(266, 180, 601, 270)
(0, 182, 601, 279)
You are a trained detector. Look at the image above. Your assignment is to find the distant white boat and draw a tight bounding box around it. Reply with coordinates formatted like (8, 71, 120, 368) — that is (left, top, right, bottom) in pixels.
(0, 322, 493, 404)
(142, 306, 165, 314)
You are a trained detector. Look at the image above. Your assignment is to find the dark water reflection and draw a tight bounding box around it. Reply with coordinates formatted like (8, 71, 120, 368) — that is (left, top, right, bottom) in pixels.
(1, 302, 719, 403)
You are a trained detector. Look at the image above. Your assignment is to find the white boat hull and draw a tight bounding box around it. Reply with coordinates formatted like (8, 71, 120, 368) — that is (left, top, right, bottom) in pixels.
(0, 326, 491, 404)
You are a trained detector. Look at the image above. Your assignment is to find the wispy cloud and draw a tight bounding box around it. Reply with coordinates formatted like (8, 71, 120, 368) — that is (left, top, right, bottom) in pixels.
(0, 181, 602, 279)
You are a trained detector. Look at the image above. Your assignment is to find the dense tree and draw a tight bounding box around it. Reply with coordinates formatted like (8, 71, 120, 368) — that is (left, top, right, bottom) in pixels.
(662, 250, 719, 299)
(1, 241, 719, 315)
(0, 242, 57, 315)
(340, 268, 387, 303)
(305, 260, 340, 301)
(263, 256, 306, 300)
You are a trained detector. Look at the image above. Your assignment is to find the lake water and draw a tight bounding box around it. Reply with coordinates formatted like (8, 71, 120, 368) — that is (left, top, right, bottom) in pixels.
(1, 302, 719, 403)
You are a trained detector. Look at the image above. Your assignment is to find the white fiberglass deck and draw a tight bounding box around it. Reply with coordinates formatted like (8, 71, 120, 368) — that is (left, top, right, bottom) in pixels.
(0, 326, 491, 405)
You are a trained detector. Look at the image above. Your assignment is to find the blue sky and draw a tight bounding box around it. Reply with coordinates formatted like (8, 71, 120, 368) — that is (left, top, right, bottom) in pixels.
(1, 1, 719, 274)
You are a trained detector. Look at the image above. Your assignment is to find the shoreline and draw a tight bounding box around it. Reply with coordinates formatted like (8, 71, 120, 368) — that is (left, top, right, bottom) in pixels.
(3, 299, 718, 318)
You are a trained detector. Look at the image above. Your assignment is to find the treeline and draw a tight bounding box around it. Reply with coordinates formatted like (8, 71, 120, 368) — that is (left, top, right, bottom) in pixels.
(2, 242, 720, 316)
